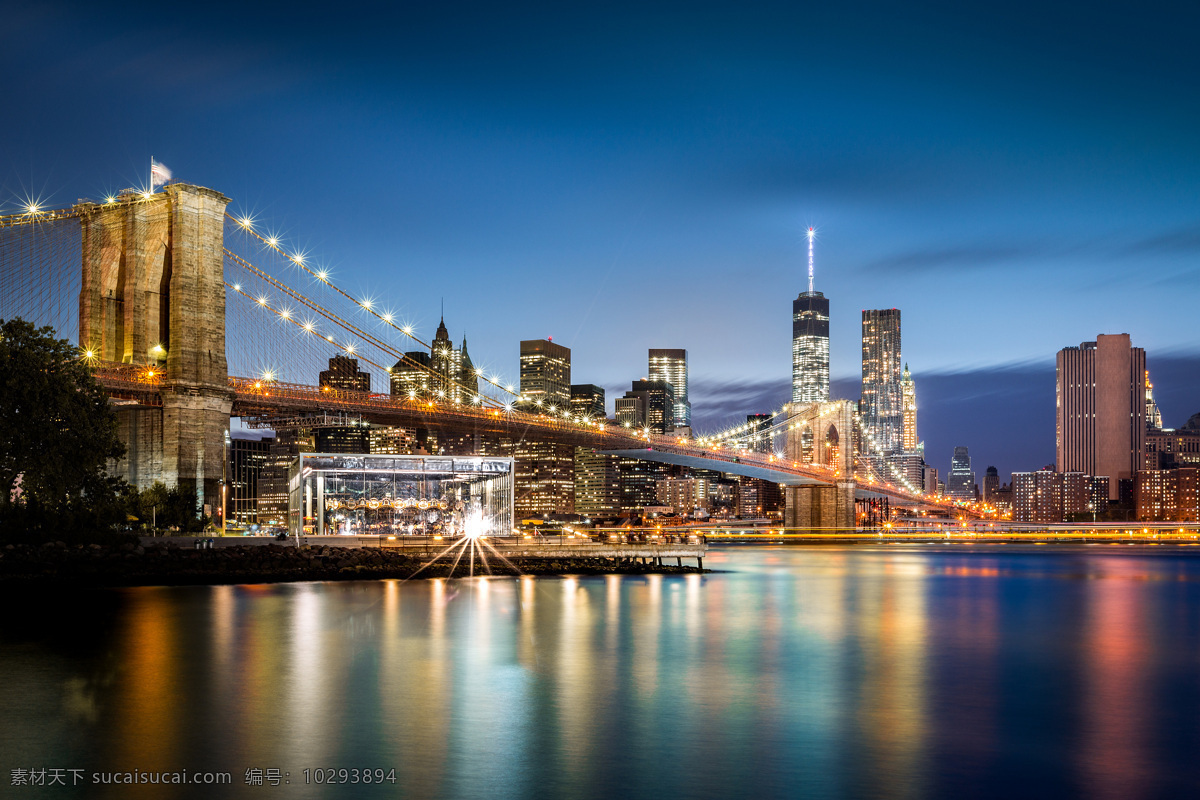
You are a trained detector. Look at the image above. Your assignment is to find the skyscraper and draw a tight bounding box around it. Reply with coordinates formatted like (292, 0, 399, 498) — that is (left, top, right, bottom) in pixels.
(520, 339, 571, 408)
(747, 413, 773, 454)
(1056, 334, 1146, 500)
(317, 355, 371, 453)
(946, 446, 976, 499)
(569, 384, 606, 420)
(648, 349, 691, 429)
(430, 317, 478, 403)
(390, 351, 434, 398)
(861, 309, 903, 455)
(792, 227, 829, 404)
(623, 379, 675, 434)
(901, 363, 917, 450)
(982, 465, 1000, 503)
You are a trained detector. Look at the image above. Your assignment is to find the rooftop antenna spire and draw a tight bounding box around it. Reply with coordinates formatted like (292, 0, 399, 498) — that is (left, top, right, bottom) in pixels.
(807, 227, 815, 294)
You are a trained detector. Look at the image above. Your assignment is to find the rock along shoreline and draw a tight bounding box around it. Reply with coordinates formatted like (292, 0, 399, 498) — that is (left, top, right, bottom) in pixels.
(0, 541, 706, 588)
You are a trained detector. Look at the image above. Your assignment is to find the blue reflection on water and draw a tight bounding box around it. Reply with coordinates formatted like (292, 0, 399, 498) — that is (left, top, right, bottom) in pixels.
(2, 544, 1200, 799)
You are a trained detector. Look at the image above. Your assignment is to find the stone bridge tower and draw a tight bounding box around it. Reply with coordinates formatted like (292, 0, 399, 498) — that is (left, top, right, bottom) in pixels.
(76, 184, 232, 514)
(784, 400, 857, 531)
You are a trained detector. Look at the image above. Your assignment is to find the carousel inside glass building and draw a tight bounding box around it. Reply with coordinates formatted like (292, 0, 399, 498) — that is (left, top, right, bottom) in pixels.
(288, 454, 514, 538)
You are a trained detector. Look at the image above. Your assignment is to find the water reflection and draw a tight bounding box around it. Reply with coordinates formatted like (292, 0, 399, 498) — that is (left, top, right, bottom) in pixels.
(1, 545, 1198, 799)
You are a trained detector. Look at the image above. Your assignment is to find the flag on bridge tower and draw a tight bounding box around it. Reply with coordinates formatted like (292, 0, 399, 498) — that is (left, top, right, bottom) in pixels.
(150, 157, 172, 189)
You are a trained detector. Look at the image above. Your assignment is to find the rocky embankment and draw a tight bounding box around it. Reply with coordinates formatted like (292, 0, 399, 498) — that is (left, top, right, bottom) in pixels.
(0, 541, 703, 587)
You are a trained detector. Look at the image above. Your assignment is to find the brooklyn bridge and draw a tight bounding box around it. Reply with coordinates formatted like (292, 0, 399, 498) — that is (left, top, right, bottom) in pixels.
(0, 182, 980, 529)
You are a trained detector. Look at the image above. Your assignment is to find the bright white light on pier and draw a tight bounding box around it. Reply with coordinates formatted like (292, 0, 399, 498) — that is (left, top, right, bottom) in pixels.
(463, 507, 488, 540)
(266, 237, 279, 248)
(402, 326, 413, 335)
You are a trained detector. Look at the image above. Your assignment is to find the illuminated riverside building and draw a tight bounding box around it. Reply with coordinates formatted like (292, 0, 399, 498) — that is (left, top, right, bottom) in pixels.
(513, 439, 574, 518)
(1013, 469, 1108, 523)
(287, 453, 514, 537)
(901, 363, 917, 450)
(574, 447, 620, 519)
(861, 309, 903, 454)
(520, 339, 571, 408)
(792, 228, 829, 404)
(1056, 334, 1146, 500)
(227, 433, 274, 525)
(1136, 468, 1200, 522)
(1144, 415, 1200, 469)
(648, 349, 691, 429)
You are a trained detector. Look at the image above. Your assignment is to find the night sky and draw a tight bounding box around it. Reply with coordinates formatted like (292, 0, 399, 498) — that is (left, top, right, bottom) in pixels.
(3, 1, 1198, 480)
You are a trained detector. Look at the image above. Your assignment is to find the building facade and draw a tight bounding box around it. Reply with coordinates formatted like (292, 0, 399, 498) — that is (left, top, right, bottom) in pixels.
(317, 355, 371, 453)
(1136, 468, 1200, 522)
(390, 351, 434, 399)
(519, 339, 571, 409)
(1013, 469, 1108, 523)
(648, 349, 691, 429)
(945, 446, 976, 500)
(227, 433, 274, 526)
(901, 363, 917, 450)
(861, 309, 903, 455)
(1056, 334, 1146, 500)
(573, 447, 621, 519)
(746, 413, 773, 454)
(982, 466, 1000, 504)
(792, 291, 830, 404)
(569, 384, 606, 420)
(622, 380, 675, 434)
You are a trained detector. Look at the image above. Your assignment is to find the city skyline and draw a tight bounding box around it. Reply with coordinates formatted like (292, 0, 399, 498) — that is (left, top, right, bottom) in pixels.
(2, 2, 1198, 483)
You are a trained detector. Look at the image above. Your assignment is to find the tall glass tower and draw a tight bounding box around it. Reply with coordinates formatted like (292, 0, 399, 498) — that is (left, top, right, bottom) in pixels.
(648, 348, 691, 429)
(792, 228, 829, 404)
(861, 309, 903, 454)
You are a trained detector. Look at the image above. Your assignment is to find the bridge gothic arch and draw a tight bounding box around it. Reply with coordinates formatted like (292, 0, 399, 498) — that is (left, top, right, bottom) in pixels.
(784, 400, 857, 531)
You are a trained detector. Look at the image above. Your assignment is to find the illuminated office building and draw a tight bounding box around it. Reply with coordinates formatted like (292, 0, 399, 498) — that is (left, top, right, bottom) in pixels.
(317, 355, 370, 453)
(945, 446, 976, 500)
(861, 309, 903, 455)
(901, 363, 917, 450)
(520, 339, 571, 408)
(648, 348, 691, 429)
(1056, 334, 1146, 500)
(792, 229, 830, 404)
(570, 384, 606, 420)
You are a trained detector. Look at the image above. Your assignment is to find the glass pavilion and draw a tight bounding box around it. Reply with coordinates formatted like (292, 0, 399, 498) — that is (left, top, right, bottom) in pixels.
(288, 454, 514, 538)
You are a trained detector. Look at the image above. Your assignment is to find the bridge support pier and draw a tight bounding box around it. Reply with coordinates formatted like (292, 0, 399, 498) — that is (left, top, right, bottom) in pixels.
(784, 480, 856, 533)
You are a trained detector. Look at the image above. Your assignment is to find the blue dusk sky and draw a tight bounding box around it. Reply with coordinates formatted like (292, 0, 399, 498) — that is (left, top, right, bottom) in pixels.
(2, 0, 1198, 480)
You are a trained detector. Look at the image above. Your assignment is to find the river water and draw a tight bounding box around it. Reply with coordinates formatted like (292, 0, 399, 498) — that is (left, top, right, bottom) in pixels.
(2, 544, 1199, 799)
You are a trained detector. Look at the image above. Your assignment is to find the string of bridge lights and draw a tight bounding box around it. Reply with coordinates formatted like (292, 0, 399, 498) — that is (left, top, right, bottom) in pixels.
(226, 213, 524, 402)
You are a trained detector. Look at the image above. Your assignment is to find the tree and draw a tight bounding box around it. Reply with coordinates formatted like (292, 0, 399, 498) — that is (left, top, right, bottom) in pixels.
(0, 319, 127, 532)
(135, 481, 204, 532)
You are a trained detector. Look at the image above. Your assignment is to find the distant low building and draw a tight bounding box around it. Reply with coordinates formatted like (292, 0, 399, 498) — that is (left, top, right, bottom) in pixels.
(1136, 468, 1200, 522)
(1013, 469, 1108, 523)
